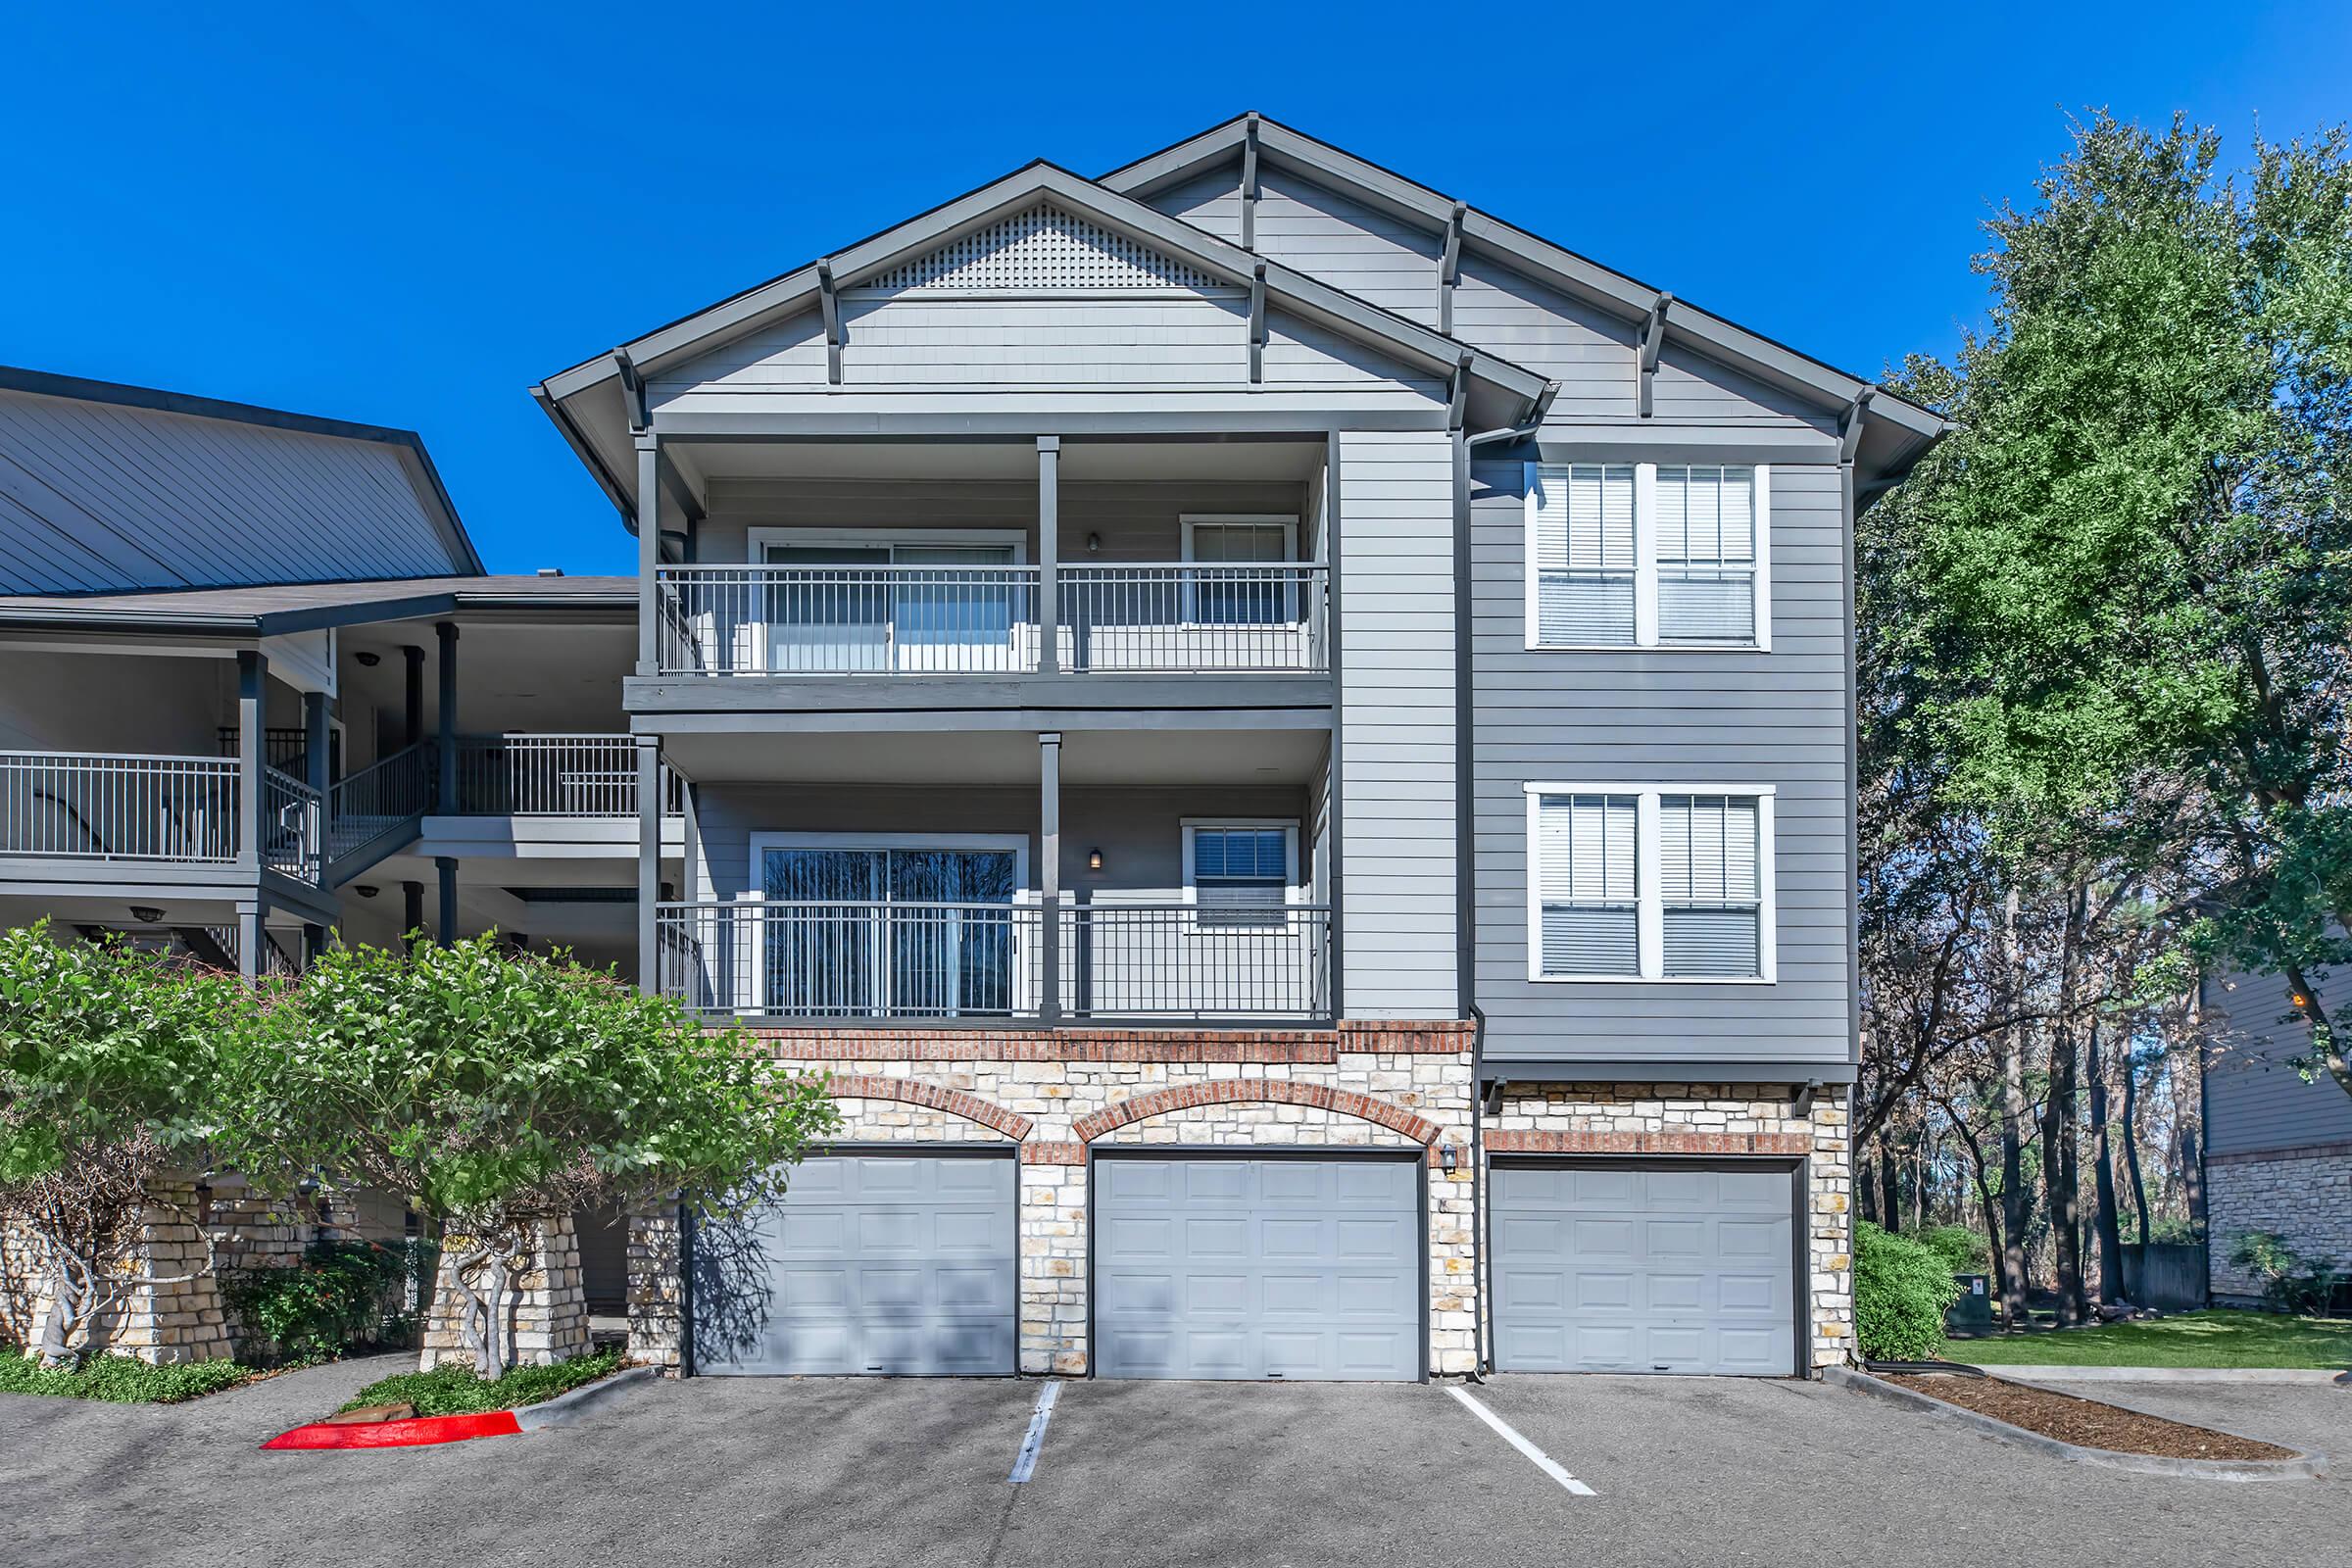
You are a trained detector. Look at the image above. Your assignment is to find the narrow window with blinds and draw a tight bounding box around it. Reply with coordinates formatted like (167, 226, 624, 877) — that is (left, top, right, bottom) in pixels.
(1189, 824, 1293, 928)
(1659, 794, 1762, 977)
(1655, 466, 1757, 643)
(1529, 465, 1636, 646)
(1534, 794, 1640, 976)
(1525, 462, 1768, 649)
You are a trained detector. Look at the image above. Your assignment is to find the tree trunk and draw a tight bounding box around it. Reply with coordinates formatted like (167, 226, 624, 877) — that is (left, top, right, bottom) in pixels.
(1996, 888, 2032, 1328)
(1878, 1132, 1903, 1235)
(2039, 884, 2089, 1325)
(2121, 1046, 2152, 1247)
(2179, 1120, 2206, 1235)
(2087, 1017, 2126, 1306)
(1938, 1094, 2009, 1302)
(1857, 1152, 1879, 1225)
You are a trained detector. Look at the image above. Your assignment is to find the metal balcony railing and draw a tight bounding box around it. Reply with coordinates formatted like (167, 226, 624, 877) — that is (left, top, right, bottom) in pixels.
(328, 743, 432, 862)
(652, 563, 1330, 676)
(260, 766, 321, 881)
(0, 752, 241, 863)
(1055, 564, 1328, 672)
(448, 735, 679, 816)
(656, 899, 1332, 1022)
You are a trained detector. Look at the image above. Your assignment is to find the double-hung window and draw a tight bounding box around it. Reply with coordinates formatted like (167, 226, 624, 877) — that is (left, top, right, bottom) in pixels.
(1525, 463, 1770, 649)
(1525, 784, 1775, 981)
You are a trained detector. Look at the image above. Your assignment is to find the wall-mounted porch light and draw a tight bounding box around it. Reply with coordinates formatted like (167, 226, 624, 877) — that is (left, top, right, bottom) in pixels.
(1439, 1144, 1459, 1174)
(128, 906, 165, 925)
(1088, 848, 1103, 872)
(1085, 532, 1102, 554)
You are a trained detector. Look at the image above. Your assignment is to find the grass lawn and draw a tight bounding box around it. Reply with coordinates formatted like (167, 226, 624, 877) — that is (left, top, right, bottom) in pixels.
(1952, 1309, 2352, 1369)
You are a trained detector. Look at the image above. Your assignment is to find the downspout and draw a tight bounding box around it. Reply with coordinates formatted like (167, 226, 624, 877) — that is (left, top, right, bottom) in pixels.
(1456, 382, 1555, 1384)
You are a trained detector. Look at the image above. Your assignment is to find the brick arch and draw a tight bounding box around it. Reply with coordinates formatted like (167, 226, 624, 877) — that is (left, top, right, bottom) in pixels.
(825, 1074, 1033, 1142)
(1072, 1080, 1441, 1146)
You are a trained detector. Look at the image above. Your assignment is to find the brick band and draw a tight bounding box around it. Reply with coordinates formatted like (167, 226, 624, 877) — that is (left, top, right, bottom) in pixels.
(823, 1074, 1032, 1141)
(1073, 1080, 1441, 1146)
(1486, 1130, 1810, 1157)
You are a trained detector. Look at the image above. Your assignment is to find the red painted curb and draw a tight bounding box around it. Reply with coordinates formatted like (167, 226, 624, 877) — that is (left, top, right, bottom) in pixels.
(263, 1410, 522, 1450)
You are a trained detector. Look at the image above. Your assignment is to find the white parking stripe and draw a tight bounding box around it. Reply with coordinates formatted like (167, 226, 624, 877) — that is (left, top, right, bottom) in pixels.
(1446, 1386, 1598, 1496)
(1006, 1379, 1062, 1484)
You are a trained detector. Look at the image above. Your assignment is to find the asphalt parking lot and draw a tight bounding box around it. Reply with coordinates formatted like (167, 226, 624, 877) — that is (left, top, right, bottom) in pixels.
(3, 1360, 2347, 1568)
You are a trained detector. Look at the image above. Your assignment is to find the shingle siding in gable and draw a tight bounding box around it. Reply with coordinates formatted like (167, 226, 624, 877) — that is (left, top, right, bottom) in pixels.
(1253, 172, 1443, 327)
(1143, 165, 1245, 245)
(1337, 428, 1458, 1020)
(1449, 256, 1639, 420)
(1469, 457, 1853, 1069)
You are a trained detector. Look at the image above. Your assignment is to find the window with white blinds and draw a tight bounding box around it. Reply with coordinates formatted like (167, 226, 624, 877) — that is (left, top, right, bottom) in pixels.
(1186, 822, 1297, 929)
(1533, 793, 1640, 976)
(1524, 784, 1775, 982)
(1525, 463, 1769, 649)
(1659, 794, 1762, 977)
(1528, 465, 1637, 646)
(1655, 466, 1758, 643)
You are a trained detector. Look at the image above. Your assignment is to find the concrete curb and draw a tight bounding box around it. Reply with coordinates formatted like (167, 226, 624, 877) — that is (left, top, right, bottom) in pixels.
(1826, 1366, 2328, 1482)
(514, 1364, 660, 1432)
(1979, 1364, 2350, 1386)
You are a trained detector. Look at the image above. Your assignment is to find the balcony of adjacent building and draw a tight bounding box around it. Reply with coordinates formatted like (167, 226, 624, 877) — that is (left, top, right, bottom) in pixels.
(625, 435, 1337, 728)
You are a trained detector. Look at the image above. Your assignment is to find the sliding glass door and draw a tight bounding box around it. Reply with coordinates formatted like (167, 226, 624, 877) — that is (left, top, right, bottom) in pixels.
(760, 844, 1019, 1016)
(760, 540, 1022, 672)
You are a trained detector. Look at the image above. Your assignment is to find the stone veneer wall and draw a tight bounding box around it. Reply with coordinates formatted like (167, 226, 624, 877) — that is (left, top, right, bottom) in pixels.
(2207, 1146, 2352, 1300)
(422, 1214, 591, 1371)
(0, 1177, 233, 1364)
(626, 1023, 1476, 1376)
(1485, 1082, 1855, 1371)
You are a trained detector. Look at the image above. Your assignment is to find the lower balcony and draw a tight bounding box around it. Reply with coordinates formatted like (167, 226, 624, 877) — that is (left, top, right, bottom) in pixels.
(657, 897, 1332, 1024)
(0, 750, 322, 882)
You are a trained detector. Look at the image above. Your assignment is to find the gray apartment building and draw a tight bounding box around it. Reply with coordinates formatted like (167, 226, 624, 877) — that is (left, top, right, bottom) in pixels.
(1, 115, 1943, 1381)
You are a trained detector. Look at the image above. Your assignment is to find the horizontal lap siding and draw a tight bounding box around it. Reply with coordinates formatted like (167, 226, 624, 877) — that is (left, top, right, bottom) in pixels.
(2202, 968, 2352, 1155)
(1470, 458, 1852, 1067)
(0, 390, 463, 593)
(1146, 167, 1245, 244)
(1339, 429, 1456, 1019)
(1651, 344, 1836, 430)
(1450, 258, 1637, 419)
(1254, 173, 1443, 326)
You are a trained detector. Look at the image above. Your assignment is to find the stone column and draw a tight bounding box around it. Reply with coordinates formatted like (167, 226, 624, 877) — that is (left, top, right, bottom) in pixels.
(421, 1214, 590, 1371)
(624, 1204, 685, 1373)
(1017, 1152, 1086, 1375)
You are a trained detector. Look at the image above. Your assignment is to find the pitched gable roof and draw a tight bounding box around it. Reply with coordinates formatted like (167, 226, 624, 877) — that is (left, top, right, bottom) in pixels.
(1102, 114, 1945, 472)
(535, 161, 1553, 517)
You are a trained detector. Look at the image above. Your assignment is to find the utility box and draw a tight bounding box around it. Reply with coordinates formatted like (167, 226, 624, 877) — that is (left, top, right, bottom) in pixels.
(1946, 1273, 1993, 1330)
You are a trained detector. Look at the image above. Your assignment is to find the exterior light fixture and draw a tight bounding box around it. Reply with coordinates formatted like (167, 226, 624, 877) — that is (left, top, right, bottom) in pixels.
(1086, 532, 1102, 554)
(1088, 848, 1103, 871)
(354, 884, 380, 899)
(1439, 1145, 1459, 1174)
(354, 651, 381, 667)
(128, 906, 165, 924)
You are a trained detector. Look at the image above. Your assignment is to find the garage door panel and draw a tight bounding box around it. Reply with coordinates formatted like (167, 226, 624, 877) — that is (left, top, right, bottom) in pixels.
(697, 1153, 1017, 1376)
(1494, 1161, 1795, 1377)
(1095, 1155, 1421, 1382)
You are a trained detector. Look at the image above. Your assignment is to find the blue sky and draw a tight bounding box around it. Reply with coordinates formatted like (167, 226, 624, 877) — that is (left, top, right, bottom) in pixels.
(7, 4, 2348, 575)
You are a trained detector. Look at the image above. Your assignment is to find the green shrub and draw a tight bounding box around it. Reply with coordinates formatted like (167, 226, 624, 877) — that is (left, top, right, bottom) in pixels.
(0, 1352, 251, 1403)
(2228, 1230, 2346, 1316)
(337, 1348, 623, 1417)
(1917, 1225, 1992, 1276)
(1854, 1221, 1961, 1360)
(221, 1239, 416, 1366)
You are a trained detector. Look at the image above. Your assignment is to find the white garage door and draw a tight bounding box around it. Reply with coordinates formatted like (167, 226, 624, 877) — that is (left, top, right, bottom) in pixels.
(1492, 1161, 1796, 1376)
(694, 1152, 1017, 1376)
(1094, 1154, 1422, 1381)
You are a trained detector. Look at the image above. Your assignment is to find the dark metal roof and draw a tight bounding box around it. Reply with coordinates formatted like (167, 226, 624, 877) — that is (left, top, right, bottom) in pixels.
(0, 574, 635, 636)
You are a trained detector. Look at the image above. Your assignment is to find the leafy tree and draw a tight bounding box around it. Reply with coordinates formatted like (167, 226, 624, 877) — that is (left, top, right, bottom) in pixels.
(0, 923, 243, 1366)
(223, 936, 839, 1377)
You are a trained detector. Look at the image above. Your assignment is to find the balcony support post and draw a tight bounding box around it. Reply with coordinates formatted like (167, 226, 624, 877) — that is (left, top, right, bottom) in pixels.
(1039, 730, 1061, 1024)
(637, 433, 661, 676)
(435, 621, 459, 813)
(1036, 436, 1059, 674)
(303, 689, 330, 882)
(402, 880, 423, 946)
(402, 646, 424, 749)
(235, 649, 268, 874)
(435, 856, 458, 950)
(637, 735, 662, 996)
(236, 897, 265, 983)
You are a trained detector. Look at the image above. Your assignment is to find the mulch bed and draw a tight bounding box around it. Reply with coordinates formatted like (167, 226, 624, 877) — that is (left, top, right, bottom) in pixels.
(1884, 1373, 2292, 1461)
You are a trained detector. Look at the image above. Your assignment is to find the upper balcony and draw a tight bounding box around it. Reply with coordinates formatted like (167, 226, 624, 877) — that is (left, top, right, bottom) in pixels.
(621, 436, 1340, 733)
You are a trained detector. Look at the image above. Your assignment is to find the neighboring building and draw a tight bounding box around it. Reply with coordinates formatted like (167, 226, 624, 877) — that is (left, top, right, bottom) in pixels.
(2199, 966, 2352, 1303)
(6, 113, 1946, 1380)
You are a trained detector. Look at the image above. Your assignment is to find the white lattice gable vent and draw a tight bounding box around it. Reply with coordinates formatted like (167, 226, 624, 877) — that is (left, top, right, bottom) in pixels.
(860, 205, 1228, 293)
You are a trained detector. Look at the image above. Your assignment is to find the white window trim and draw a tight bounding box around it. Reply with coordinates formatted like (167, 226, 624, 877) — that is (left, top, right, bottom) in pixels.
(1181, 817, 1302, 933)
(1522, 463, 1771, 652)
(1521, 782, 1777, 985)
(747, 526, 1029, 564)
(1178, 514, 1299, 564)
